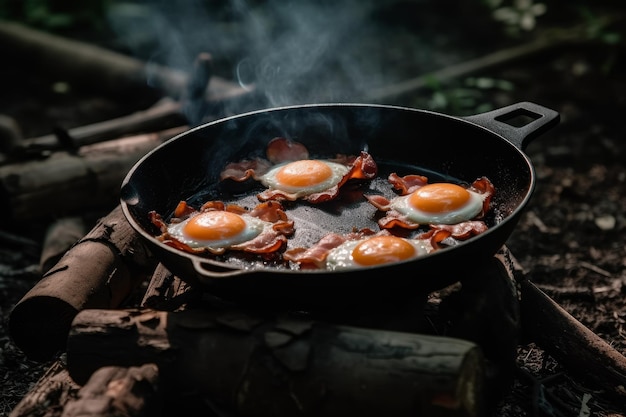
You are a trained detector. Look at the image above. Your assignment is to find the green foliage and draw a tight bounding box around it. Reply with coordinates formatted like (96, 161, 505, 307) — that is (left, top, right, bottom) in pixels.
(577, 5, 622, 45)
(415, 75, 515, 116)
(0, 0, 110, 32)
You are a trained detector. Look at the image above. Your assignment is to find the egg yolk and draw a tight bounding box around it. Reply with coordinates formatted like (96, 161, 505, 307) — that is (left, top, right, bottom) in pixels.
(352, 236, 416, 266)
(183, 211, 246, 241)
(409, 183, 470, 213)
(275, 160, 333, 187)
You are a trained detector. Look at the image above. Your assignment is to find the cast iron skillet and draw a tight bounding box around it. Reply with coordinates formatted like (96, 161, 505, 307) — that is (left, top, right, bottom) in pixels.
(120, 102, 559, 309)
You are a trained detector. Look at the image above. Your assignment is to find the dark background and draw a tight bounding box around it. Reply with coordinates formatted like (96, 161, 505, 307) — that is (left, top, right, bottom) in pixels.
(1, 1, 625, 416)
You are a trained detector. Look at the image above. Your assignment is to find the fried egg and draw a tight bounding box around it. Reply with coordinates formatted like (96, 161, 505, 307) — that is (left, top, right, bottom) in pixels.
(325, 234, 433, 271)
(390, 182, 487, 225)
(259, 159, 350, 198)
(166, 210, 273, 251)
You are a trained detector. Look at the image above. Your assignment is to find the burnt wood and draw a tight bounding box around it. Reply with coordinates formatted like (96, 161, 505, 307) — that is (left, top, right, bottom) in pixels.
(67, 308, 486, 417)
(0, 21, 251, 101)
(0, 127, 186, 223)
(519, 277, 626, 401)
(39, 217, 87, 273)
(8, 205, 157, 361)
(8, 361, 79, 417)
(61, 364, 161, 417)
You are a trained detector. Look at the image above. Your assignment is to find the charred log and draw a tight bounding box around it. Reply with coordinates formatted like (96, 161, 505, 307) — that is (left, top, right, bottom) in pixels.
(0, 21, 250, 101)
(61, 364, 161, 417)
(0, 127, 185, 223)
(8, 360, 80, 417)
(39, 217, 87, 273)
(519, 277, 626, 401)
(67, 308, 485, 417)
(8, 205, 157, 361)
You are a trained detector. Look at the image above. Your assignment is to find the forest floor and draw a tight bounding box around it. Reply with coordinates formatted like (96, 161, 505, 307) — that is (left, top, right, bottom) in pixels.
(1, 2, 626, 416)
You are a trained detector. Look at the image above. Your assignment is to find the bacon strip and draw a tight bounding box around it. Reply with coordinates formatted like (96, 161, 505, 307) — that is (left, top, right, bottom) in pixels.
(419, 221, 489, 240)
(219, 158, 273, 182)
(265, 137, 309, 163)
(388, 173, 429, 195)
(283, 228, 379, 268)
(283, 233, 348, 269)
(257, 150, 378, 203)
(149, 200, 294, 256)
(366, 175, 495, 231)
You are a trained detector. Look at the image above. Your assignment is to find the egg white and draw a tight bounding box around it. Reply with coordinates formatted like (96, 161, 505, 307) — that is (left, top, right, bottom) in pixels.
(324, 237, 433, 271)
(259, 160, 349, 197)
(167, 212, 272, 250)
(391, 187, 486, 225)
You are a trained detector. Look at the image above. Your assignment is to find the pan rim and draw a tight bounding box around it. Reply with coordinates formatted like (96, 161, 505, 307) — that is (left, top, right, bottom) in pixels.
(120, 102, 539, 279)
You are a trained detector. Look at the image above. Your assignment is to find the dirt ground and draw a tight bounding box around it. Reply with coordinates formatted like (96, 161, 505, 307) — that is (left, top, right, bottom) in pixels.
(1, 3, 626, 416)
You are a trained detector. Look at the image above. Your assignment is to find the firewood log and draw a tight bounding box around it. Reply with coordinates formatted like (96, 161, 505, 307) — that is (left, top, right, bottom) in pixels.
(8, 360, 79, 417)
(60, 364, 161, 417)
(0, 21, 250, 101)
(9, 205, 157, 362)
(0, 127, 185, 223)
(39, 216, 87, 273)
(67, 308, 485, 417)
(519, 277, 626, 401)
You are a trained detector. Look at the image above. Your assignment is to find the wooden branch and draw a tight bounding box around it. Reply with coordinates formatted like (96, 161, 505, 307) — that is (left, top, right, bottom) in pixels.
(15, 100, 187, 153)
(0, 21, 251, 101)
(39, 216, 87, 273)
(60, 364, 161, 417)
(67, 308, 485, 417)
(8, 205, 157, 362)
(519, 277, 626, 400)
(140, 263, 198, 312)
(364, 22, 611, 102)
(8, 361, 161, 417)
(0, 126, 186, 223)
(8, 360, 79, 417)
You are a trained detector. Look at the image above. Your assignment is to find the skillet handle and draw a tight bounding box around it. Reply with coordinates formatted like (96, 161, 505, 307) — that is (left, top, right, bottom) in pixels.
(462, 101, 560, 150)
(191, 257, 251, 279)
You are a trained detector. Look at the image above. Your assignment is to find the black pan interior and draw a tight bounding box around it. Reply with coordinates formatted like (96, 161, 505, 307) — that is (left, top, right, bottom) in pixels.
(121, 104, 533, 294)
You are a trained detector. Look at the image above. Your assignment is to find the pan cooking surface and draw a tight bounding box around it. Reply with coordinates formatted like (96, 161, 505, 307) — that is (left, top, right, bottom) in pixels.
(160, 159, 504, 271)
(121, 103, 558, 301)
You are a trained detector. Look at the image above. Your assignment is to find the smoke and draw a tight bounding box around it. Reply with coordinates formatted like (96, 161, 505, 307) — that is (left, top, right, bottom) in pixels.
(106, 0, 395, 110)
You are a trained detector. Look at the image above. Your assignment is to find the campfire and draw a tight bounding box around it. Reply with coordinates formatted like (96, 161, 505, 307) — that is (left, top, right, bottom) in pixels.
(3, 7, 626, 417)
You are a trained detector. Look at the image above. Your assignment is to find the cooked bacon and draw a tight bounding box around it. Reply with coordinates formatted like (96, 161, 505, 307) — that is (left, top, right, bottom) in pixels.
(265, 137, 309, 163)
(149, 200, 294, 256)
(471, 176, 495, 218)
(419, 221, 489, 241)
(335, 151, 379, 180)
(377, 212, 423, 230)
(256, 150, 378, 203)
(366, 175, 495, 231)
(220, 158, 273, 182)
(200, 200, 226, 211)
(220, 134, 378, 204)
(283, 228, 378, 268)
(229, 232, 289, 254)
(364, 194, 392, 210)
(283, 233, 348, 268)
(388, 173, 429, 195)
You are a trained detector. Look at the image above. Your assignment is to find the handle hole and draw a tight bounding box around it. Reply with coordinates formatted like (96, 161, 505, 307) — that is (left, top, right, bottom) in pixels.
(495, 109, 540, 128)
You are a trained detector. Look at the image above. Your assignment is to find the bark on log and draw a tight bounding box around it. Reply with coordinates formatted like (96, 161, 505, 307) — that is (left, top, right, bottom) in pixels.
(14, 100, 187, 154)
(140, 263, 198, 312)
(9, 205, 157, 362)
(0, 126, 186, 223)
(39, 216, 87, 273)
(519, 277, 626, 400)
(363, 20, 617, 102)
(9, 360, 80, 417)
(60, 364, 161, 417)
(0, 21, 250, 101)
(67, 308, 485, 417)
